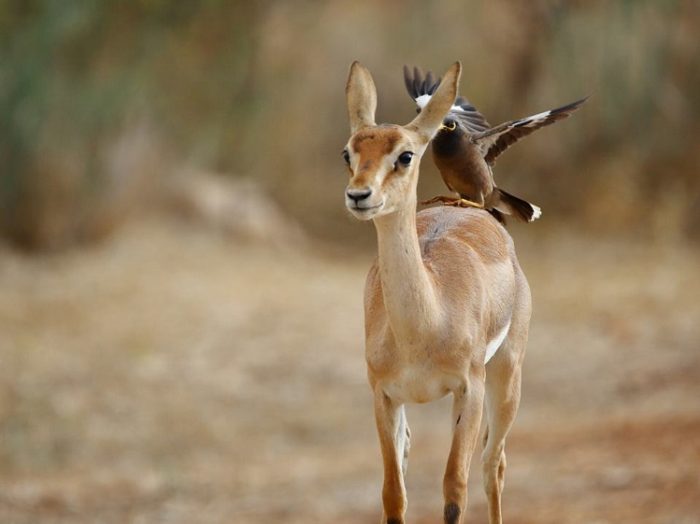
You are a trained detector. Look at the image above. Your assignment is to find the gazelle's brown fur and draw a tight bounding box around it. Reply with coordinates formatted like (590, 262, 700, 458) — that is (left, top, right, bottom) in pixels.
(343, 61, 531, 524)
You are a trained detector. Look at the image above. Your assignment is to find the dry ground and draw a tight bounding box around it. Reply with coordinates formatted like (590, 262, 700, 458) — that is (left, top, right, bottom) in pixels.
(1, 216, 699, 523)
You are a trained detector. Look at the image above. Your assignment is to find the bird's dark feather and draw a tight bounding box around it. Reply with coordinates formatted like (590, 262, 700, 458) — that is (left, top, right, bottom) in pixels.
(403, 65, 490, 133)
(472, 97, 588, 165)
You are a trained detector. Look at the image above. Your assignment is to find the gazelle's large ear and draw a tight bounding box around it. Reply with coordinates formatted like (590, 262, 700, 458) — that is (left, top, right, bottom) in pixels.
(405, 61, 461, 143)
(346, 61, 377, 134)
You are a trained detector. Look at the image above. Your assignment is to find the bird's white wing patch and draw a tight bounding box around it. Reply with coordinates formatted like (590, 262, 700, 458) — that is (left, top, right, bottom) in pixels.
(515, 109, 553, 128)
(526, 109, 551, 121)
(416, 95, 473, 117)
(485, 321, 511, 364)
(415, 94, 432, 109)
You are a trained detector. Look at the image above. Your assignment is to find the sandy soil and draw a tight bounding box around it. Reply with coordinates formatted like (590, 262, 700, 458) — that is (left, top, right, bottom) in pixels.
(1, 217, 699, 523)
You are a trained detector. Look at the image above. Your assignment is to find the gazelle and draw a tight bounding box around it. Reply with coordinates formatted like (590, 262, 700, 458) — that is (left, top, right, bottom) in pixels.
(343, 61, 531, 524)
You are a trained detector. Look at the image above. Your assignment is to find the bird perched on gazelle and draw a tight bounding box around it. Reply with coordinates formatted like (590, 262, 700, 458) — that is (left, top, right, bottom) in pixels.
(404, 65, 587, 223)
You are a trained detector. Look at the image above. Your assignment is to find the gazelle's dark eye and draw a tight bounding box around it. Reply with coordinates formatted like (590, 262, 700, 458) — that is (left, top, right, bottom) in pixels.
(342, 149, 350, 165)
(397, 151, 413, 167)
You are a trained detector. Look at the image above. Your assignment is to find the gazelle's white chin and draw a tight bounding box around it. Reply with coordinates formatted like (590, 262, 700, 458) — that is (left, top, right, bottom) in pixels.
(347, 201, 384, 221)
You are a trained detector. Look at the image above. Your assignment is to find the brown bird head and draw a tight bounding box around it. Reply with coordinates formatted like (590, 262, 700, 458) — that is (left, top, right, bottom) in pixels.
(431, 116, 469, 159)
(439, 116, 468, 137)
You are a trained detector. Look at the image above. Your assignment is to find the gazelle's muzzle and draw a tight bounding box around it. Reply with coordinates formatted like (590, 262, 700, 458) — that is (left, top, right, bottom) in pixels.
(345, 184, 384, 220)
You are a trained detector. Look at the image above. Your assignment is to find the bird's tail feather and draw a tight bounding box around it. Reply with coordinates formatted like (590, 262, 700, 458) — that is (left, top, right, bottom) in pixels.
(493, 189, 541, 223)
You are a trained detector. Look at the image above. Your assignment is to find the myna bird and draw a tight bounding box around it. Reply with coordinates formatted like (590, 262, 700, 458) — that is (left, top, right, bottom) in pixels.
(404, 65, 587, 223)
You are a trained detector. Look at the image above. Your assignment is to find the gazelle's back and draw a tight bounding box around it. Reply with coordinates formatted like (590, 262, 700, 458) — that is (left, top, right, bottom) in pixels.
(416, 206, 515, 268)
(416, 207, 525, 334)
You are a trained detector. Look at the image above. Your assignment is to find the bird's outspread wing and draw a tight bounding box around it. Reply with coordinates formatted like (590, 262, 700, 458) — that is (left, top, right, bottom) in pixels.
(403, 65, 490, 133)
(471, 97, 588, 166)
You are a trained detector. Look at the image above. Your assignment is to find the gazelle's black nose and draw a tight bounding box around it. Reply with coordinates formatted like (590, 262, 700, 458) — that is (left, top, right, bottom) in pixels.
(346, 188, 372, 203)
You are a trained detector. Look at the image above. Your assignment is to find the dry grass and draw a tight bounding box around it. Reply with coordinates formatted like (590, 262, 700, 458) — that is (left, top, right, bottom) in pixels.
(0, 217, 699, 523)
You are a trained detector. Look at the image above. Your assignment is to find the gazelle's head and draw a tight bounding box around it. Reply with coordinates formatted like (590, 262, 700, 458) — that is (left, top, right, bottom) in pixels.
(343, 61, 461, 220)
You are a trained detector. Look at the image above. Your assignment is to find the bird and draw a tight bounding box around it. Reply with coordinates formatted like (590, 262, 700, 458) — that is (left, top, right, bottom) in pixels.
(403, 65, 587, 223)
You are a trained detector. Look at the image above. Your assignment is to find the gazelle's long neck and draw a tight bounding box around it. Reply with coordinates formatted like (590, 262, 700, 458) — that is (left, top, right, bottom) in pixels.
(374, 199, 441, 344)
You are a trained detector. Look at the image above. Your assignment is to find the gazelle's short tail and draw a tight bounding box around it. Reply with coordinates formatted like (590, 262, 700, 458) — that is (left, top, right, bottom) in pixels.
(493, 188, 541, 223)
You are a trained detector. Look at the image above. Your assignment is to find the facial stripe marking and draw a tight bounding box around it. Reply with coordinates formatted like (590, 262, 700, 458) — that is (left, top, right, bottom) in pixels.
(350, 127, 402, 154)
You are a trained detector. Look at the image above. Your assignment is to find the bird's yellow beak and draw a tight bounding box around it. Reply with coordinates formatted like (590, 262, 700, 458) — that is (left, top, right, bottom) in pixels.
(440, 121, 457, 131)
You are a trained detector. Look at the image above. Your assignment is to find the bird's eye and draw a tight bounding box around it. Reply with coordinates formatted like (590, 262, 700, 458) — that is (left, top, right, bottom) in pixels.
(397, 151, 413, 167)
(441, 119, 457, 131)
(342, 149, 350, 165)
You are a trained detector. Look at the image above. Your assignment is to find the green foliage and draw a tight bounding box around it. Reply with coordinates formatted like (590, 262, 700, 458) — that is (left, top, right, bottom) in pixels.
(1, 0, 699, 248)
(0, 1, 262, 247)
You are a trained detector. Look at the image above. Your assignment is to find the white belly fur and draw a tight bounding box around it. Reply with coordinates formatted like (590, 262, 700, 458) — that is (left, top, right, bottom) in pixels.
(485, 321, 510, 364)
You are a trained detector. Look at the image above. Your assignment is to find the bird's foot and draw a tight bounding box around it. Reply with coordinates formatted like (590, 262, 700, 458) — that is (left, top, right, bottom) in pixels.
(421, 195, 460, 206)
(455, 198, 484, 209)
(421, 196, 484, 209)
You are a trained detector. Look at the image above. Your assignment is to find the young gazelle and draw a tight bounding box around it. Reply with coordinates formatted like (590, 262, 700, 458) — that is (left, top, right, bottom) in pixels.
(343, 61, 531, 524)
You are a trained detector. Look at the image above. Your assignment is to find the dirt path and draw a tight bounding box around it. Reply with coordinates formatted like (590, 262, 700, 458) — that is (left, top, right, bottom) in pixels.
(1, 219, 698, 523)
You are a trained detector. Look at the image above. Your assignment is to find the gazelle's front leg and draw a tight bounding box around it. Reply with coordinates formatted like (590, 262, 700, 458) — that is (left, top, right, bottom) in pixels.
(443, 367, 486, 524)
(374, 390, 408, 524)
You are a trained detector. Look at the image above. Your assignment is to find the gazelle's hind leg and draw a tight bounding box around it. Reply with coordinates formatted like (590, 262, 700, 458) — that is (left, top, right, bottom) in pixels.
(481, 341, 524, 524)
(397, 406, 411, 477)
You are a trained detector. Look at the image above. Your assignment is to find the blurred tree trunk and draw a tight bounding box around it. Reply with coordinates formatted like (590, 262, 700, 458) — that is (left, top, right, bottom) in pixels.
(503, 0, 564, 114)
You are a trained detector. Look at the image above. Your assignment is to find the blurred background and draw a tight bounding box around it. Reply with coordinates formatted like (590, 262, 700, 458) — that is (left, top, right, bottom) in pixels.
(1, 1, 698, 522)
